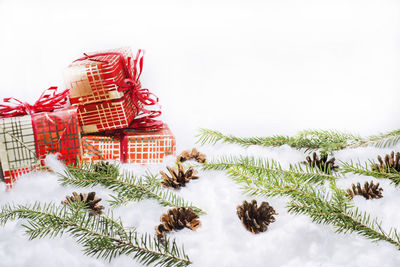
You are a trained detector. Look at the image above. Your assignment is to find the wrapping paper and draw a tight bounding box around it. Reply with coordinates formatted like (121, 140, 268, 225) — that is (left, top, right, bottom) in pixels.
(77, 93, 138, 134)
(82, 125, 176, 164)
(65, 47, 134, 105)
(0, 107, 82, 188)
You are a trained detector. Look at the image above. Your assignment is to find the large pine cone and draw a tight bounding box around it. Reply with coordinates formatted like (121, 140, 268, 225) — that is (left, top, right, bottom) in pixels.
(177, 148, 206, 163)
(371, 151, 400, 173)
(155, 207, 201, 240)
(237, 200, 277, 234)
(346, 181, 383, 200)
(62, 192, 104, 215)
(302, 152, 338, 173)
(160, 163, 199, 189)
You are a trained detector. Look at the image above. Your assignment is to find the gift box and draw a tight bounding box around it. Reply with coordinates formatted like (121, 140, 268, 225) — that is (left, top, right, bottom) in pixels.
(66, 47, 160, 134)
(0, 88, 82, 188)
(82, 124, 176, 164)
(64, 47, 134, 106)
(77, 93, 138, 134)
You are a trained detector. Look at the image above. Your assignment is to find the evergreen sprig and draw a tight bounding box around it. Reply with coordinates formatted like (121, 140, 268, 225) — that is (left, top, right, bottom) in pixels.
(202, 155, 338, 184)
(203, 156, 400, 250)
(197, 128, 400, 153)
(59, 164, 205, 215)
(0, 202, 192, 266)
(341, 161, 400, 186)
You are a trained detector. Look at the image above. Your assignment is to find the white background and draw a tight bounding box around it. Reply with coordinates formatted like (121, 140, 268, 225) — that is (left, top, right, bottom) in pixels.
(0, 0, 400, 266)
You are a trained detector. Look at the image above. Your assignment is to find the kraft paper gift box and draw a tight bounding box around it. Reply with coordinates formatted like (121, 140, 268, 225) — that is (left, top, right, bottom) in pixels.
(82, 124, 176, 164)
(0, 88, 82, 188)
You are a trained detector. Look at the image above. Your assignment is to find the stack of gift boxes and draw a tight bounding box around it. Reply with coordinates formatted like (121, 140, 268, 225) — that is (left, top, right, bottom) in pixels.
(0, 47, 176, 188)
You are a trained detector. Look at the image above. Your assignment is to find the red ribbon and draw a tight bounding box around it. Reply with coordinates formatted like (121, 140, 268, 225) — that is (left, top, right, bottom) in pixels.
(73, 50, 162, 129)
(0, 87, 70, 118)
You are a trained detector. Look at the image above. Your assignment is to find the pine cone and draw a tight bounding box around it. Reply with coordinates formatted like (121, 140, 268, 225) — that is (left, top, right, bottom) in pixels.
(160, 163, 199, 189)
(237, 200, 277, 234)
(93, 161, 119, 176)
(177, 148, 206, 163)
(371, 151, 400, 173)
(302, 152, 338, 173)
(62, 192, 104, 215)
(155, 207, 201, 240)
(346, 181, 383, 200)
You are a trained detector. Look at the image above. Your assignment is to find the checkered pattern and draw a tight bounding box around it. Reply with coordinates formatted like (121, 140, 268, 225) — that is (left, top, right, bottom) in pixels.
(80, 125, 176, 164)
(65, 47, 134, 105)
(81, 135, 120, 162)
(32, 107, 82, 165)
(0, 108, 81, 188)
(77, 93, 138, 134)
(0, 115, 37, 188)
(124, 126, 176, 164)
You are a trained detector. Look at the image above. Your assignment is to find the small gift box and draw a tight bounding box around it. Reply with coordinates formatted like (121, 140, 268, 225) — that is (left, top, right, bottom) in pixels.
(64, 47, 134, 105)
(82, 124, 176, 164)
(77, 93, 138, 134)
(0, 88, 82, 188)
(66, 47, 161, 134)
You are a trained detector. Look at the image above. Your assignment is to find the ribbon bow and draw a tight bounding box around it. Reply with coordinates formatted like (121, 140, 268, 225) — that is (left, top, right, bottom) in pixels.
(0, 87, 70, 118)
(73, 49, 162, 129)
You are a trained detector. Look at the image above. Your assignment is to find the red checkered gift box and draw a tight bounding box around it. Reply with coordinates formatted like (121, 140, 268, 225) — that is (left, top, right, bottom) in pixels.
(0, 88, 82, 188)
(77, 93, 138, 134)
(82, 124, 175, 164)
(66, 47, 161, 134)
(82, 135, 120, 162)
(65, 47, 134, 105)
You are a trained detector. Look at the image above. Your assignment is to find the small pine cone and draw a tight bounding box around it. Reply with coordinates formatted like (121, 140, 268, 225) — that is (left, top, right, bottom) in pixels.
(237, 200, 277, 234)
(155, 207, 201, 240)
(371, 151, 400, 173)
(160, 163, 199, 189)
(177, 150, 191, 163)
(346, 181, 383, 200)
(62, 192, 104, 215)
(177, 148, 206, 163)
(93, 161, 119, 176)
(302, 152, 339, 173)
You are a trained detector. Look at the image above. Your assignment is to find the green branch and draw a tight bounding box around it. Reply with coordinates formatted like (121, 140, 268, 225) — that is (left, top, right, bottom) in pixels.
(59, 164, 205, 215)
(0, 202, 192, 266)
(223, 164, 400, 250)
(202, 155, 338, 184)
(341, 161, 400, 186)
(197, 128, 400, 153)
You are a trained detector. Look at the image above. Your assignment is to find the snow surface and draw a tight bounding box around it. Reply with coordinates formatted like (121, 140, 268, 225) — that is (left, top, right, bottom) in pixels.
(1, 0, 400, 266)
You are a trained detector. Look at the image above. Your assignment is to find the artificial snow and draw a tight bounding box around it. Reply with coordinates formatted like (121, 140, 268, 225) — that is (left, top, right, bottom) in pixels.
(1, 145, 400, 267)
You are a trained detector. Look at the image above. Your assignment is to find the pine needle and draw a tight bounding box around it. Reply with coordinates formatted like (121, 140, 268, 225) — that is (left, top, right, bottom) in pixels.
(197, 128, 400, 153)
(59, 163, 205, 215)
(0, 202, 192, 266)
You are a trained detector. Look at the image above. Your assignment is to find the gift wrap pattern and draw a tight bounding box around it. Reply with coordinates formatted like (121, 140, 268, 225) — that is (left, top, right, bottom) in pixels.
(0, 107, 82, 187)
(65, 47, 134, 105)
(65, 47, 142, 134)
(77, 93, 138, 134)
(82, 125, 176, 164)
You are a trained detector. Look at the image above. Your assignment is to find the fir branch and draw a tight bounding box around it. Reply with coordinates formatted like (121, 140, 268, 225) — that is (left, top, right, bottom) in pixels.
(197, 128, 400, 152)
(348, 129, 400, 149)
(0, 202, 192, 266)
(59, 164, 205, 215)
(223, 165, 400, 250)
(341, 161, 400, 186)
(197, 128, 291, 147)
(202, 155, 338, 184)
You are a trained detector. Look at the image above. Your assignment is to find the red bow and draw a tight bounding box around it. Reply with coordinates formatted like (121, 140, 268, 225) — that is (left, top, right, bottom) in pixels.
(73, 49, 162, 129)
(0, 87, 70, 118)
